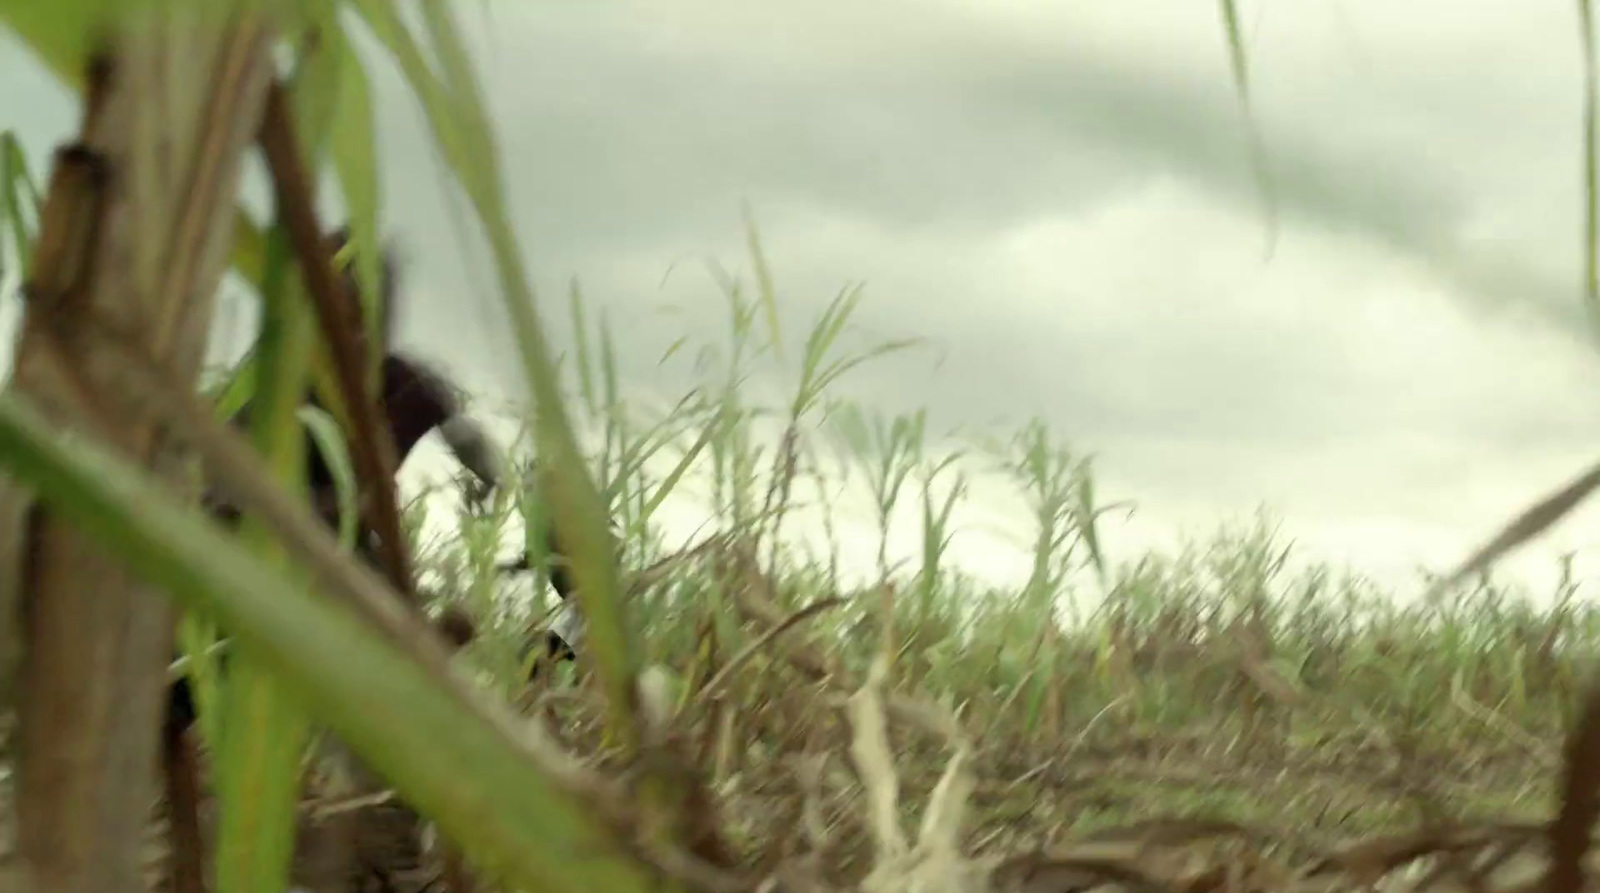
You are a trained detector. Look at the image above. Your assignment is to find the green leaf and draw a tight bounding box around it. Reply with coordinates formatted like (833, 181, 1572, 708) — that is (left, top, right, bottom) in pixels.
(639, 415, 718, 524)
(213, 212, 315, 893)
(208, 350, 260, 419)
(212, 34, 358, 883)
(1579, 0, 1600, 336)
(298, 404, 360, 548)
(0, 130, 43, 282)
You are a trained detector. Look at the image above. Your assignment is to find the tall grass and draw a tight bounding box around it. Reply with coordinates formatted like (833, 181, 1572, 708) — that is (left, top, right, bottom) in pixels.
(415, 242, 1599, 824)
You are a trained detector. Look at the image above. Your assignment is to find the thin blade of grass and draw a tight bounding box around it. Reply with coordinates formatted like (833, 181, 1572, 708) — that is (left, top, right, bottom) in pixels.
(1, 130, 44, 281)
(213, 213, 316, 893)
(742, 202, 785, 365)
(299, 404, 359, 547)
(1579, 0, 1600, 335)
(357, 0, 643, 751)
(1217, 0, 1278, 259)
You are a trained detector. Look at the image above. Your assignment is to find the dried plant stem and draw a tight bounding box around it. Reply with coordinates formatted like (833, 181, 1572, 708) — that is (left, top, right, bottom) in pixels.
(256, 77, 416, 605)
(3, 16, 275, 893)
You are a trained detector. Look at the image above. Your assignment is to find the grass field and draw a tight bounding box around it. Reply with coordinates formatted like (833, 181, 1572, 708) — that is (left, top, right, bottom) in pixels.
(377, 274, 1598, 889)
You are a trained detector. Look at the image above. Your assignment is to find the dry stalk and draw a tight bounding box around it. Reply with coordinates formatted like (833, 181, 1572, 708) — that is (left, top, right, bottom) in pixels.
(0, 14, 276, 893)
(847, 651, 988, 893)
(850, 654, 910, 870)
(255, 77, 415, 605)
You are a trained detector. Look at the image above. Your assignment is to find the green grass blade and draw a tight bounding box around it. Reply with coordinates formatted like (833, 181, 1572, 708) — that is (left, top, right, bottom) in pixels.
(298, 404, 360, 548)
(209, 351, 260, 419)
(355, 0, 644, 752)
(213, 33, 345, 892)
(742, 203, 785, 364)
(213, 222, 315, 893)
(1, 130, 43, 282)
(570, 277, 599, 417)
(1217, 0, 1278, 259)
(1579, 0, 1599, 333)
(639, 415, 719, 524)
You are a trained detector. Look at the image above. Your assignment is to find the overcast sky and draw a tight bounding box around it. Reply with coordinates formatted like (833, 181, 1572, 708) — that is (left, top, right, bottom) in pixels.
(5, 0, 1600, 603)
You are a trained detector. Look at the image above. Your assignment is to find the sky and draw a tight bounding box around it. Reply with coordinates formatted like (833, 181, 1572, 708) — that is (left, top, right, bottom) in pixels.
(5, 0, 1600, 604)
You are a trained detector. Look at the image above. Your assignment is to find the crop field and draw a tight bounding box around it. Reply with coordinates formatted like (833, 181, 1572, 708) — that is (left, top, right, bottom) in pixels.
(1, 4, 1600, 893)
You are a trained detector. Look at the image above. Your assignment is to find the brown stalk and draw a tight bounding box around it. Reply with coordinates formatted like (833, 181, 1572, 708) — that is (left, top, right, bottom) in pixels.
(2, 16, 276, 893)
(54, 320, 473, 891)
(256, 78, 415, 605)
(1544, 678, 1600, 893)
(163, 721, 209, 893)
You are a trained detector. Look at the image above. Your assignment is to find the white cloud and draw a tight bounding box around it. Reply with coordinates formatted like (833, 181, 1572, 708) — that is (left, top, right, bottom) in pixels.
(5, 1, 1600, 605)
